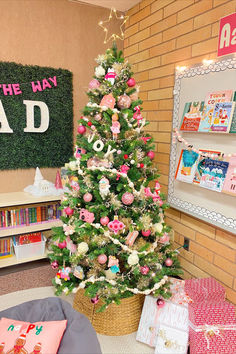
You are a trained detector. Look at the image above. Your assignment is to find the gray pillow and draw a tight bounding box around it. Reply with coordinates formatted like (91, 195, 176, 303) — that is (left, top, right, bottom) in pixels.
(0, 297, 101, 354)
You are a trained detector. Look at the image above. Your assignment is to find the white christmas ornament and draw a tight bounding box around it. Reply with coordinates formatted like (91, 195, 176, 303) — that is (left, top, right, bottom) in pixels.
(68, 161, 77, 171)
(99, 176, 110, 199)
(153, 223, 163, 233)
(95, 66, 105, 77)
(128, 253, 139, 265)
(93, 139, 104, 152)
(77, 242, 89, 254)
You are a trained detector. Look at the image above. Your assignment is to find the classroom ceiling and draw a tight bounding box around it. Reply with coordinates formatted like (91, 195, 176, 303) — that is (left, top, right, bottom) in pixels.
(69, 0, 141, 11)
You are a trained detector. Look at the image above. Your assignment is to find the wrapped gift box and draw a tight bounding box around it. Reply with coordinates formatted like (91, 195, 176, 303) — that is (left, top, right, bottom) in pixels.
(169, 277, 193, 307)
(155, 324, 189, 354)
(136, 295, 189, 347)
(189, 301, 236, 354)
(185, 277, 225, 302)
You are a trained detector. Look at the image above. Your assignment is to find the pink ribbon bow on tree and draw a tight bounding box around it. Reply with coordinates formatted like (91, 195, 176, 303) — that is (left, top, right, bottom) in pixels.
(133, 106, 143, 126)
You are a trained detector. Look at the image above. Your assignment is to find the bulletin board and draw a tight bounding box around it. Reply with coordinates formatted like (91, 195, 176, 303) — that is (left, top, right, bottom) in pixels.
(0, 61, 73, 170)
(168, 56, 236, 234)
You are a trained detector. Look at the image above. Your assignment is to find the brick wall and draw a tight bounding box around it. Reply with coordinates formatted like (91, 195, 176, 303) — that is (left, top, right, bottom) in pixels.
(124, 0, 236, 304)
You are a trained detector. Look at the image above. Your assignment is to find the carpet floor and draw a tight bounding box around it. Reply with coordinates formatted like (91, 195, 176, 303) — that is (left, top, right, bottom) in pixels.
(0, 262, 56, 295)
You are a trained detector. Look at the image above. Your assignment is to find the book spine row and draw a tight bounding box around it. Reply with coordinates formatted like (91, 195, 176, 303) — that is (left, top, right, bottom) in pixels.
(0, 203, 61, 228)
(0, 238, 12, 257)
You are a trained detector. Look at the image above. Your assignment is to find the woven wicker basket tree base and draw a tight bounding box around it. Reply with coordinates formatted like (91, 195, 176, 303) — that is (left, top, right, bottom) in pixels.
(73, 290, 145, 336)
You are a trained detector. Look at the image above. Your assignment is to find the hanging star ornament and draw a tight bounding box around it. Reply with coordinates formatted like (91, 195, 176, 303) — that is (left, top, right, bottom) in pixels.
(98, 8, 129, 44)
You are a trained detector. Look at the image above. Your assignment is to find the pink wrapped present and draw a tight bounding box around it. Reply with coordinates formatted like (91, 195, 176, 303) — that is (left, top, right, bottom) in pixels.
(136, 295, 189, 347)
(189, 301, 236, 353)
(169, 277, 193, 307)
(185, 277, 225, 302)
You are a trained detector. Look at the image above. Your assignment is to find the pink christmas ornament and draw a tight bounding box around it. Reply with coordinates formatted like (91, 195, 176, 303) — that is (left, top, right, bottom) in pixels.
(89, 79, 100, 89)
(64, 207, 74, 216)
(57, 267, 71, 280)
(140, 265, 150, 275)
(108, 255, 119, 267)
(121, 192, 134, 205)
(140, 136, 151, 144)
(51, 260, 59, 269)
(63, 224, 75, 235)
(117, 95, 132, 109)
(120, 165, 130, 174)
(159, 233, 170, 244)
(91, 295, 99, 304)
(117, 150, 122, 154)
(147, 151, 155, 160)
(100, 216, 109, 225)
(100, 94, 116, 109)
(83, 192, 93, 202)
(133, 106, 143, 126)
(98, 254, 107, 264)
(142, 230, 151, 237)
(156, 298, 165, 308)
(79, 208, 95, 223)
(77, 125, 86, 134)
(125, 231, 139, 246)
(127, 77, 136, 87)
(105, 69, 117, 84)
(165, 258, 173, 267)
(70, 177, 80, 191)
(66, 236, 77, 253)
(94, 113, 102, 121)
(55, 170, 63, 189)
(75, 147, 86, 159)
(108, 216, 125, 234)
(58, 240, 67, 249)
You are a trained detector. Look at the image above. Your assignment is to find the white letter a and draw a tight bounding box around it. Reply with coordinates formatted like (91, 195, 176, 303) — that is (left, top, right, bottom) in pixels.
(0, 100, 13, 133)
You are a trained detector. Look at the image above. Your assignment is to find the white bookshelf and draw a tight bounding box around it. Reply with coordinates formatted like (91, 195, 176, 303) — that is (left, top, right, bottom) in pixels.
(0, 192, 63, 268)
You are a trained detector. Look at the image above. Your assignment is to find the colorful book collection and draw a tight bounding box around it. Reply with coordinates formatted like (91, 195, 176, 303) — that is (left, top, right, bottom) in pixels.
(180, 90, 236, 133)
(175, 149, 236, 196)
(0, 238, 12, 258)
(0, 203, 61, 229)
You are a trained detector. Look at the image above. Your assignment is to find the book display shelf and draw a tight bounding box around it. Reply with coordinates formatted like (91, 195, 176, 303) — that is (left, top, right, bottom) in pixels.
(0, 192, 63, 268)
(168, 56, 236, 234)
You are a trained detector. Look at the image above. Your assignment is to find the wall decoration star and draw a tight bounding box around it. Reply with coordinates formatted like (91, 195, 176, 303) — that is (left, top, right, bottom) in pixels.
(98, 8, 129, 44)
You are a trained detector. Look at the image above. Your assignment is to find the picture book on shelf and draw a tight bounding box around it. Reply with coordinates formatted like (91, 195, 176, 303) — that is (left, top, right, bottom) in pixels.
(175, 149, 199, 183)
(210, 102, 235, 132)
(198, 105, 214, 132)
(204, 90, 233, 105)
(193, 149, 221, 184)
(229, 103, 236, 133)
(180, 101, 205, 131)
(222, 156, 236, 196)
(199, 159, 229, 192)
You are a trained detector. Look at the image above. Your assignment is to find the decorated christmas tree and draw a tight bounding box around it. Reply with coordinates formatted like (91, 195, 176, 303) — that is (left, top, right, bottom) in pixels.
(49, 44, 181, 310)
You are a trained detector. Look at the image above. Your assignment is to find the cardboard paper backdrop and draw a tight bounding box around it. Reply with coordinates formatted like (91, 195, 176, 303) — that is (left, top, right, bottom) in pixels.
(0, 61, 73, 170)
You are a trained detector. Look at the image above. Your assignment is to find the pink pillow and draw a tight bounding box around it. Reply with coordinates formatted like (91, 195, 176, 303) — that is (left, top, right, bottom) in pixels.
(0, 317, 67, 354)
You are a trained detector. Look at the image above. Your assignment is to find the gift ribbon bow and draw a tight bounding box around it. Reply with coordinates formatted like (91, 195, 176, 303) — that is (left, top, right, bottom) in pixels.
(133, 106, 143, 126)
(189, 322, 236, 350)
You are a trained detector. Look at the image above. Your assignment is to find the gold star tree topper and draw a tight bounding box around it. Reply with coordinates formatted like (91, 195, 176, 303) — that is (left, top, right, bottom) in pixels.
(98, 8, 129, 44)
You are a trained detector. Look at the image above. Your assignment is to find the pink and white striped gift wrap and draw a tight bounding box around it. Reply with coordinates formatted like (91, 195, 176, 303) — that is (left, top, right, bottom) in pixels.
(185, 277, 226, 303)
(188, 301, 236, 354)
(136, 295, 188, 348)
